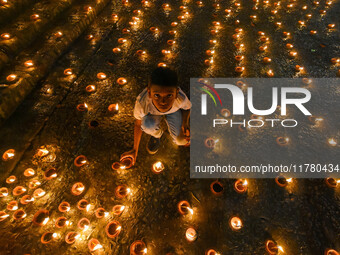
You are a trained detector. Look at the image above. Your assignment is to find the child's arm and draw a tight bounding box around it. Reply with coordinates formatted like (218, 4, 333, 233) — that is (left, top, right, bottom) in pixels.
(120, 119, 142, 165)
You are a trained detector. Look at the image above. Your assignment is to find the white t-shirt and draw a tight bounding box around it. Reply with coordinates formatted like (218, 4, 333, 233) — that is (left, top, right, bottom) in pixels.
(133, 88, 191, 120)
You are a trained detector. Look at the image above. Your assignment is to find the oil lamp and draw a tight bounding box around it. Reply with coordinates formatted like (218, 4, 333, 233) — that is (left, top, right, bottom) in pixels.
(28, 179, 41, 189)
(112, 205, 126, 215)
(6, 175, 16, 183)
(136, 50, 146, 56)
(33, 188, 46, 198)
(149, 27, 159, 33)
(2, 149, 15, 161)
(206, 250, 220, 255)
(71, 182, 85, 195)
(152, 161, 164, 174)
(7, 201, 18, 211)
(295, 65, 304, 72)
(263, 57, 271, 63)
(186, 227, 197, 242)
(209, 39, 217, 44)
(327, 24, 335, 29)
(1, 33, 11, 40)
(220, 108, 231, 117)
(55, 217, 69, 228)
(115, 185, 131, 198)
(41, 232, 57, 244)
(78, 217, 90, 230)
(266, 240, 284, 254)
(325, 249, 339, 255)
(210, 180, 224, 196)
(0, 187, 8, 197)
(88, 239, 103, 252)
(77, 199, 89, 211)
(59, 201, 71, 212)
(275, 176, 293, 187)
(327, 138, 337, 146)
(289, 51, 297, 58)
(276, 136, 290, 146)
(325, 178, 339, 188)
(158, 62, 167, 67)
(6, 74, 17, 82)
(86, 34, 94, 40)
(235, 66, 245, 73)
(13, 186, 27, 196)
(162, 50, 171, 56)
(117, 77, 127, 85)
(331, 58, 340, 64)
(177, 201, 194, 215)
(106, 221, 122, 238)
(65, 232, 79, 244)
(171, 22, 178, 27)
(33, 209, 49, 226)
(97, 72, 107, 79)
(118, 38, 127, 44)
(167, 40, 176, 46)
(0, 212, 9, 222)
(112, 14, 118, 21)
(266, 69, 274, 77)
(86, 85, 96, 92)
(95, 208, 108, 218)
(20, 195, 34, 204)
(113, 47, 121, 53)
(206, 50, 215, 56)
(54, 31, 63, 38)
(229, 216, 243, 230)
(77, 103, 88, 111)
(108, 104, 119, 114)
(74, 155, 87, 167)
(24, 60, 34, 67)
(259, 45, 267, 51)
(64, 68, 73, 76)
(319, 10, 326, 14)
(130, 240, 147, 255)
(234, 179, 248, 193)
(44, 168, 57, 180)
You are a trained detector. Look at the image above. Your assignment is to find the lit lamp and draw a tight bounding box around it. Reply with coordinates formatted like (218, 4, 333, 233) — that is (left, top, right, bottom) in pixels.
(65, 232, 79, 244)
(220, 108, 231, 117)
(185, 227, 197, 242)
(152, 161, 164, 174)
(108, 104, 119, 114)
(13, 186, 27, 196)
(1, 33, 11, 40)
(7, 201, 18, 211)
(206, 249, 221, 255)
(229, 216, 243, 230)
(97, 72, 107, 79)
(78, 217, 90, 230)
(77, 199, 89, 211)
(74, 155, 87, 167)
(328, 138, 337, 146)
(20, 195, 34, 204)
(24, 60, 34, 68)
(112, 205, 126, 215)
(28, 179, 41, 189)
(58, 201, 71, 212)
(6, 175, 16, 184)
(95, 208, 108, 218)
(130, 240, 147, 255)
(0, 187, 8, 197)
(41, 232, 57, 244)
(105, 221, 122, 238)
(44, 168, 57, 180)
(115, 185, 131, 199)
(177, 201, 194, 215)
(86, 85, 96, 92)
(33, 209, 49, 226)
(234, 179, 248, 193)
(117, 77, 127, 85)
(265, 240, 284, 254)
(324, 249, 339, 255)
(88, 239, 103, 252)
(0, 212, 9, 222)
(33, 188, 46, 198)
(6, 74, 17, 82)
(275, 176, 293, 187)
(2, 149, 15, 161)
(276, 136, 290, 146)
(64, 68, 73, 76)
(55, 217, 69, 228)
(71, 182, 85, 196)
(30, 14, 40, 21)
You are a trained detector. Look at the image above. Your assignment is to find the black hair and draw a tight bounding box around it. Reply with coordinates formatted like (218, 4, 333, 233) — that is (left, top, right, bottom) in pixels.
(149, 67, 178, 87)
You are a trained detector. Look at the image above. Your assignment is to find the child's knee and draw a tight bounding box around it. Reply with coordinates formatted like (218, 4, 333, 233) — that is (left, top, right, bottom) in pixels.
(174, 135, 188, 146)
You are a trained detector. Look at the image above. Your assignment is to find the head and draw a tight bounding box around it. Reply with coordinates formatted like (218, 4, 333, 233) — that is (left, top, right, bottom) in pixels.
(147, 67, 179, 112)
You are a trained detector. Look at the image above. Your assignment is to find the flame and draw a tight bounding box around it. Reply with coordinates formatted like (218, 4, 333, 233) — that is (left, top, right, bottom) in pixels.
(116, 225, 122, 231)
(2, 193, 8, 196)
(43, 217, 49, 225)
(104, 212, 109, 217)
(7, 153, 15, 158)
(52, 233, 57, 238)
(84, 103, 88, 108)
(39, 149, 49, 155)
(336, 180, 340, 183)
(84, 225, 89, 231)
(77, 186, 85, 192)
(12, 206, 18, 210)
(51, 173, 57, 178)
(278, 245, 284, 253)
(92, 244, 103, 251)
(86, 204, 91, 212)
(187, 207, 194, 215)
(81, 160, 87, 164)
(243, 180, 248, 186)
(143, 248, 148, 253)
(286, 178, 293, 182)
(0, 214, 9, 219)
(116, 104, 119, 111)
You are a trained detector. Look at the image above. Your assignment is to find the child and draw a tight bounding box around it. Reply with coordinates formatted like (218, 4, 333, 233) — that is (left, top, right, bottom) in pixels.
(120, 67, 191, 165)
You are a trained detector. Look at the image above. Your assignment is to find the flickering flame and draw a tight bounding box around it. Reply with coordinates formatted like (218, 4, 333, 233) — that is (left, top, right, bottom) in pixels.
(1, 33, 11, 39)
(52, 233, 57, 238)
(43, 217, 49, 225)
(120, 165, 126, 169)
(328, 138, 337, 146)
(12, 205, 18, 210)
(25, 197, 35, 202)
(104, 212, 109, 217)
(51, 173, 57, 178)
(8, 177, 16, 182)
(0, 214, 9, 219)
(6, 153, 15, 158)
(86, 204, 91, 212)
(278, 246, 284, 253)
(2, 192, 8, 197)
(127, 188, 131, 194)
(116, 226, 122, 231)
(81, 160, 87, 164)
(243, 180, 248, 186)
(84, 225, 89, 231)
(77, 186, 85, 192)
(143, 248, 147, 253)
(84, 103, 88, 109)
(92, 244, 103, 251)
(116, 104, 119, 111)
(66, 221, 70, 225)
(286, 178, 293, 183)
(24, 60, 34, 67)
(187, 207, 194, 215)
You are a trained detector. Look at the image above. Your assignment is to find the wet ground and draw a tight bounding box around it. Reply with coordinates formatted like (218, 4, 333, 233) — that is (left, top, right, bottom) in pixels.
(0, 0, 340, 254)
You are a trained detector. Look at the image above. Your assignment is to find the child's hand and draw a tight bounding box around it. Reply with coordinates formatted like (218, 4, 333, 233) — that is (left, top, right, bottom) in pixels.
(181, 123, 190, 142)
(120, 149, 137, 165)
